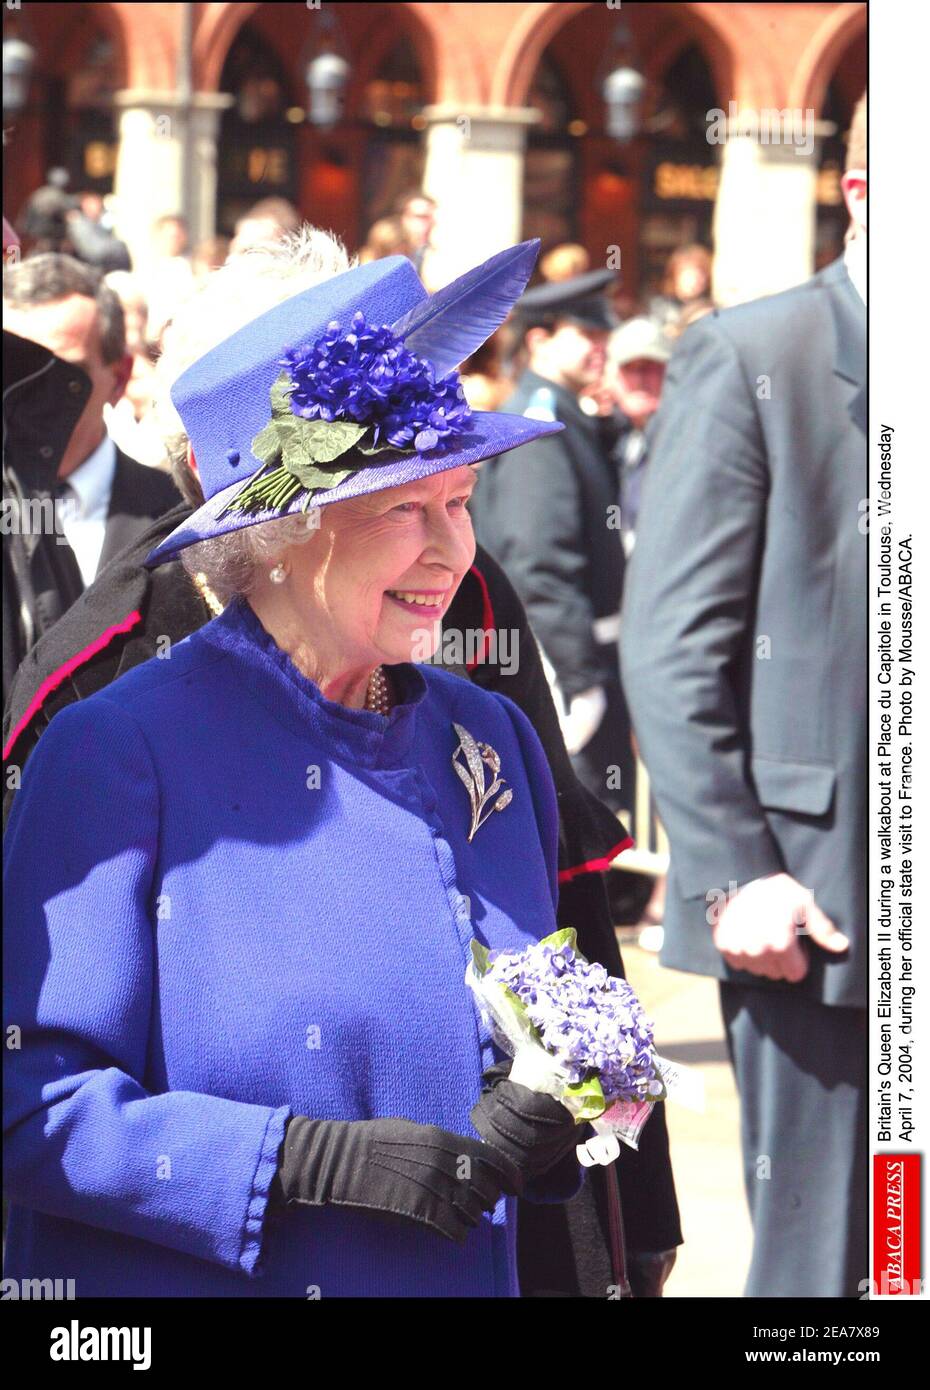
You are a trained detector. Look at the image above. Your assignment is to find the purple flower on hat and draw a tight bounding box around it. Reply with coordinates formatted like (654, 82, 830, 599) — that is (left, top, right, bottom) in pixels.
(221, 312, 474, 519)
(280, 310, 471, 454)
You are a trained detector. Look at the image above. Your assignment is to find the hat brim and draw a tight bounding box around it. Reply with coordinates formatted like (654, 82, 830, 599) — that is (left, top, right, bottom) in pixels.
(144, 411, 564, 567)
(614, 348, 671, 367)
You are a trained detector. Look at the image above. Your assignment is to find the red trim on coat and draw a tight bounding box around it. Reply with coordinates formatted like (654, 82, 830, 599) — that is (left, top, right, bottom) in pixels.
(557, 834, 635, 884)
(3, 609, 143, 761)
(465, 562, 495, 671)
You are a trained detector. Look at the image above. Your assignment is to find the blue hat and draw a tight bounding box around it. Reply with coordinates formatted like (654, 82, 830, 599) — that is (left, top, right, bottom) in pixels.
(144, 240, 564, 567)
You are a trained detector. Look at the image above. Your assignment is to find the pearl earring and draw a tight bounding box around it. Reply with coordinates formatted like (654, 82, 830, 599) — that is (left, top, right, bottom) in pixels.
(269, 563, 288, 584)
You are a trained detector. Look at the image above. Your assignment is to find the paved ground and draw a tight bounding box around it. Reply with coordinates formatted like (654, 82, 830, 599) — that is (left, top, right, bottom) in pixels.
(621, 940, 754, 1297)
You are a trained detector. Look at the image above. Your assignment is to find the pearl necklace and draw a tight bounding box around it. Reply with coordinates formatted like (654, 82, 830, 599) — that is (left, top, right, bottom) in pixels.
(365, 665, 392, 714)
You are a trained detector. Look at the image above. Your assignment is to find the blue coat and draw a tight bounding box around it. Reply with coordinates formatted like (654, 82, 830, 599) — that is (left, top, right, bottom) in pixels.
(3, 595, 583, 1297)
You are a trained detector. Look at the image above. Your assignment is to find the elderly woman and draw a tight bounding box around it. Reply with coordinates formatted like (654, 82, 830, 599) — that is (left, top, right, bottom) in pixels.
(3, 237, 589, 1298)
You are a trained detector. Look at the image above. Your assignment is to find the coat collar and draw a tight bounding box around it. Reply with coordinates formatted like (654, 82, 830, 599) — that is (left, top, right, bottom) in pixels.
(195, 595, 430, 768)
(519, 368, 591, 425)
(2, 330, 93, 495)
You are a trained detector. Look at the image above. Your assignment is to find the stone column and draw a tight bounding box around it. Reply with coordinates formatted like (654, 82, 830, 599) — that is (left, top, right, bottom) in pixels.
(186, 94, 235, 251)
(712, 128, 822, 307)
(111, 90, 233, 273)
(420, 105, 540, 285)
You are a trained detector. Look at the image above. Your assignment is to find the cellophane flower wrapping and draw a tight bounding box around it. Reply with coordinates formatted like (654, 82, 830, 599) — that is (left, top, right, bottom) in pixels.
(465, 929, 666, 1150)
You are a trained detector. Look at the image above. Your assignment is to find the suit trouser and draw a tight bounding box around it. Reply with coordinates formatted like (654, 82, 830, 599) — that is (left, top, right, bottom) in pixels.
(719, 981, 868, 1298)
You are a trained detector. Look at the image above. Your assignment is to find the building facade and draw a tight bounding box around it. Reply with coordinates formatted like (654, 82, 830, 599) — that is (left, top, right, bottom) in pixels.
(3, 2, 866, 304)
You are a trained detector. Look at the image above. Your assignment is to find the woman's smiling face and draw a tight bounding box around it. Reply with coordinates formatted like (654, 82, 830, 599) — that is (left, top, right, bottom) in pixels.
(282, 464, 478, 671)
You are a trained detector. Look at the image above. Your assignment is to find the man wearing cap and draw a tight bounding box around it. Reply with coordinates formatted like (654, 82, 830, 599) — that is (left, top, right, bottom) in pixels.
(471, 269, 630, 816)
(603, 317, 672, 557)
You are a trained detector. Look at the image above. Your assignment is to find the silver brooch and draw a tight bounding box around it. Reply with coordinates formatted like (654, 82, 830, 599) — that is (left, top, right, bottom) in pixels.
(452, 722, 513, 842)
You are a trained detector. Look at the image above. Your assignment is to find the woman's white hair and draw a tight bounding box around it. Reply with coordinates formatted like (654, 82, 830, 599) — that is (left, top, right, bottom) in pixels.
(152, 224, 358, 599)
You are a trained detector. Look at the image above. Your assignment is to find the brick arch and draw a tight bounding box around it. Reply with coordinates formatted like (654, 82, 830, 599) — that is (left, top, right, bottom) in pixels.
(195, 2, 438, 98)
(791, 3, 867, 113)
(103, 2, 175, 90)
(490, 1, 775, 111)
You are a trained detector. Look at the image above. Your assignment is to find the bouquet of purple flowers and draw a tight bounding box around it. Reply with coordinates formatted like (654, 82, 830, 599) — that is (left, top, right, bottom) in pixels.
(466, 929, 668, 1160)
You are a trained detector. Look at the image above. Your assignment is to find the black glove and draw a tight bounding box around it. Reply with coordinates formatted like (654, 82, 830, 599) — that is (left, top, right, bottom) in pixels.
(469, 1061, 581, 1180)
(269, 1114, 523, 1244)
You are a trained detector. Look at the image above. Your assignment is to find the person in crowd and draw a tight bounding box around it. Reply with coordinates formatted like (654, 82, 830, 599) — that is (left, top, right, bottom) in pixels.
(228, 197, 302, 258)
(3, 228, 670, 1298)
(100, 271, 166, 468)
(77, 191, 105, 223)
(104, 347, 165, 470)
(539, 243, 590, 283)
(191, 235, 231, 281)
(672, 297, 714, 338)
(16, 168, 130, 271)
(470, 271, 632, 820)
(394, 189, 437, 277)
(143, 214, 195, 342)
(16, 168, 75, 256)
(103, 270, 150, 355)
(3, 255, 180, 687)
(648, 243, 713, 332)
(2, 228, 682, 1299)
(1, 216, 88, 700)
(598, 315, 675, 944)
(604, 317, 672, 558)
(458, 334, 512, 413)
(2, 327, 90, 698)
(63, 191, 131, 274)
(359, 215, 413, 265)
(620, 92, 867, 1297)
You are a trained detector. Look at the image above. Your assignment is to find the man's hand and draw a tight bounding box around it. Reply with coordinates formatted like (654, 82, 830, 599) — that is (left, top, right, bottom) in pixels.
(712, 872, 850, 982)
(560, 684, 607, 755)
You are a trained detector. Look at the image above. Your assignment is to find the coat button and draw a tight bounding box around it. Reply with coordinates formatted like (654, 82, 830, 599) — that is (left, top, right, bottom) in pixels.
(39, 445, 54, 459)
(67, 378, 83, 395)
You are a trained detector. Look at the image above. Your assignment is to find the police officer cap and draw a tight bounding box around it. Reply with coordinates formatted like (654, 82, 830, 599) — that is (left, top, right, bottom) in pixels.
(514, 268, 618, 332)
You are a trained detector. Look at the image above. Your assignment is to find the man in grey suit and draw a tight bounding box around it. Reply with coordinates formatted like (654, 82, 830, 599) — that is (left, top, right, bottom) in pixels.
(620, 94, 867, 1297)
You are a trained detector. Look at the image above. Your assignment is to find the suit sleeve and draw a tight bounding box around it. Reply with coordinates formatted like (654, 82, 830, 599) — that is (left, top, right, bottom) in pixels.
(485, 437, 606, 701)
(2, 697, 292, 1277)
(620, 316, 784, 901)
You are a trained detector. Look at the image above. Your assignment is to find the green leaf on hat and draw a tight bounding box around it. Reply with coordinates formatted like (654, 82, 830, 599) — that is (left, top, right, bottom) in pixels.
(250, 422, 283, 467)
(357, 437, 402, 457)
(299, 418, 369, 464)
(269, 370, 297, 419)
(292, 461, 357, 492)
(281, 426, 359, 489)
